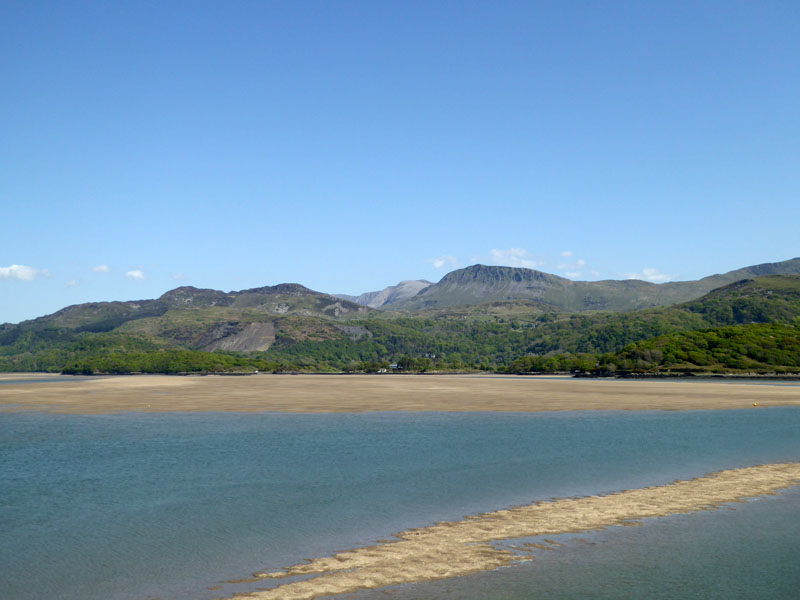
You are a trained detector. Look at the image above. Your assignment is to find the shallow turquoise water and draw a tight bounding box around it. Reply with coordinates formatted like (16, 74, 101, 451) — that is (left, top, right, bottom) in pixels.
(1, 408, 799, 599)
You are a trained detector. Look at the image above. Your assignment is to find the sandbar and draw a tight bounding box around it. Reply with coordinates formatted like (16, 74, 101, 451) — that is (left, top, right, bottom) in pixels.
(1, 373, 799, 414)
(232, 462, 800, 599)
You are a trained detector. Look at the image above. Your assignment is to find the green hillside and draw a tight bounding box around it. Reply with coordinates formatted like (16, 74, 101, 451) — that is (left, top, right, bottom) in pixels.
(597, 323, 800, 374)
(2, 274, 799, 375)
(515, 275, 800, 355)
(680, 275, 800, 325)
(504, 276, 800, 375)
(587, 276, 800, 374)
(0, 284, 367, 373)
(204, 275, 800, 373)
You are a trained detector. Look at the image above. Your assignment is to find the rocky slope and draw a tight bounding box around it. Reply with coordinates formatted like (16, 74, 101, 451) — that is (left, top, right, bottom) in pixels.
(336, 280, 432, 308)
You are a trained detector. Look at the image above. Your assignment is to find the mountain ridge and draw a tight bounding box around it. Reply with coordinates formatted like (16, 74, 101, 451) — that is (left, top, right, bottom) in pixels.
(5, 258, 800, 331)
(392, 257, 800, 312)
(9, 283, 369, 333)
(3, 272, 800, 374)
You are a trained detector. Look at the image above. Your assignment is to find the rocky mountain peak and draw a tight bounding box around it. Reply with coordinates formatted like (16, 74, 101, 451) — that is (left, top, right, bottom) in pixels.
(159, 286, 233, 308)
(236, 283, 315, 296)
(439, 264, 566, 285)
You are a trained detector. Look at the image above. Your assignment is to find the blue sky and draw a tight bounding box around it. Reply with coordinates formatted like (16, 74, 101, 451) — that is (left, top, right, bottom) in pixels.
(2, 1, 799, 323)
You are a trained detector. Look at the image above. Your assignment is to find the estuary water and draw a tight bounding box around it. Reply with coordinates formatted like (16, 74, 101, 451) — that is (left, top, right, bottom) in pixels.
(1, 408, 799, 600)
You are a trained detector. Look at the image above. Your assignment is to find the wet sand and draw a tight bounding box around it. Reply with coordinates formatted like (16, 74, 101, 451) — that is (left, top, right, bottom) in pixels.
(236, 462, 800, 599)
(1, 373, 799, 414)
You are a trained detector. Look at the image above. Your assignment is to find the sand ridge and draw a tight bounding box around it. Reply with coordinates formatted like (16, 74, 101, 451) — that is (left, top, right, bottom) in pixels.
(1, 373, 800, 413)
(231, 462, 800, 600)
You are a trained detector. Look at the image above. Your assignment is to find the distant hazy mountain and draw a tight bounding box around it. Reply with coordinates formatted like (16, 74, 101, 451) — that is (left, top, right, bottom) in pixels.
(336, 280, 432, 308)
(392, 258, 800, 312)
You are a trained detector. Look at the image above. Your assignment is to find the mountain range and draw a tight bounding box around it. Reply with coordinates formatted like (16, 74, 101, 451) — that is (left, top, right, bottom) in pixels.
(342, 257, 800, 311)
(2, 256, 800, 374)
(4, 258, 799, 332)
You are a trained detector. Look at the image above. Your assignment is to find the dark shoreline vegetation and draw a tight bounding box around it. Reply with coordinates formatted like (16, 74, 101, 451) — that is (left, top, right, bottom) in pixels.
(1, 274, 799, 377)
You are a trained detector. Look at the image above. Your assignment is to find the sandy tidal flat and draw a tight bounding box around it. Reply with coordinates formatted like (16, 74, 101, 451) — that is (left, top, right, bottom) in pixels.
(238, 462, 800, 600)
(1, 373, 799, 413)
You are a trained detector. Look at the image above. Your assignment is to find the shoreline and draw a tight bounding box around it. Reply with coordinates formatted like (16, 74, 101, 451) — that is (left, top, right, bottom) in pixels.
(228, 462, 800, 600)
(2, 373, 800, 414)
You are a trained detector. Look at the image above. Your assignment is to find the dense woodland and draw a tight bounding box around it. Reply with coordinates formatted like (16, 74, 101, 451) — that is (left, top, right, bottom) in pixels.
(1, 275, 799, 376)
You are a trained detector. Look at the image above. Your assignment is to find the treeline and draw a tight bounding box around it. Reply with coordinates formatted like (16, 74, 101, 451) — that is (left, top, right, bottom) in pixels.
(61, 350, 276, 375)
(504, 323, 800, 375)
(504, 353, 599, 374)
(0, 331, 161, 373)
(598, 323, 800, 374)
(0, 331, 284, 375)
(5, 318, 797, 376)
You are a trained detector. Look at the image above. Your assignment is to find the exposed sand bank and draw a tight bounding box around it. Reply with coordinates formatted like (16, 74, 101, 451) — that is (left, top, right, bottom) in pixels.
(227, 462, 800, 600)
(1, 373, 799, 414)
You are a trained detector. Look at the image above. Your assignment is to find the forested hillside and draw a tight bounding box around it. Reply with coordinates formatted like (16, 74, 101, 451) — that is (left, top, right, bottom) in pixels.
(2, 275, 799, 375)
(597, 323, 800, 374)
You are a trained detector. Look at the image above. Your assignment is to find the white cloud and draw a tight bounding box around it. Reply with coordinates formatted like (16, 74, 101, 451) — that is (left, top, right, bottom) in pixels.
(428, 255, 459, 270)
(125, 269, 145, 281)
(171, 272, 188, 281)
(560, 250, 574, 257)
(558, 257, 588, 278)
(92, 264, 110, 273)
(0, 264, 50, 281)
(489, 248, 542, 269)
(624, 267, 674, 283)
(65, 279, 78, 287)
